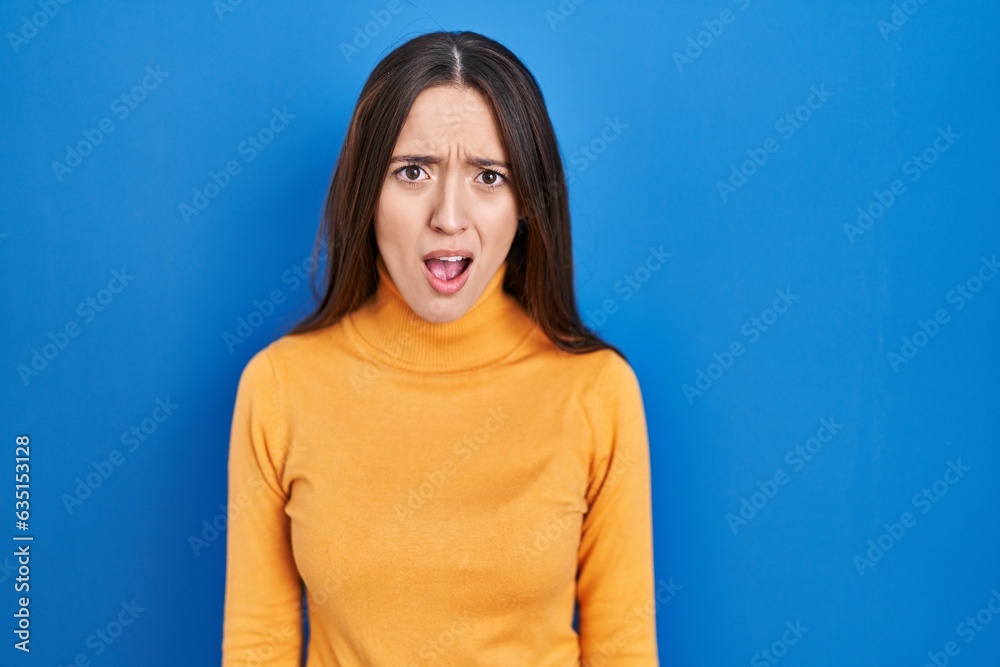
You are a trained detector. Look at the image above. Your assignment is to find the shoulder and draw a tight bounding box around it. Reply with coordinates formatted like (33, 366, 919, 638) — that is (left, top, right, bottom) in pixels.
(562, 346, 641, 398)
(533, 344, 644, 422)
(521, 337, 643, 405)
(595, 347, 638, 385)
(236, 344, 277, 392)
(241, 324, 343, 382)
(591, 348, 643, 409)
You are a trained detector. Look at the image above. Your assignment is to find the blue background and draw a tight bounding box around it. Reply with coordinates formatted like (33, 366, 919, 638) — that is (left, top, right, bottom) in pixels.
(2, 1, 998, 665)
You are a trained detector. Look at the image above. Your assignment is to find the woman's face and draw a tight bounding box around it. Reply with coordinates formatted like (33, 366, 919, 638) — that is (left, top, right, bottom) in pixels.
(374, 84, 520, 324)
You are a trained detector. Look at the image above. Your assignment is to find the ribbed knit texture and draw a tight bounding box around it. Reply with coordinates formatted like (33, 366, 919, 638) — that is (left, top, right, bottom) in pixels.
(222, 255, 659, 666)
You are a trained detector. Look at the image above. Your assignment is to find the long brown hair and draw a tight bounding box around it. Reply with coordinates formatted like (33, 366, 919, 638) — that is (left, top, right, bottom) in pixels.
(289, 30, 622, 358)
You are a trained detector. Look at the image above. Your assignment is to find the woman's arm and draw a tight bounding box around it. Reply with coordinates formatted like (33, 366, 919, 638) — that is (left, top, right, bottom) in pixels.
(221, 348, 303, 666)
(577, 352, 660, 665)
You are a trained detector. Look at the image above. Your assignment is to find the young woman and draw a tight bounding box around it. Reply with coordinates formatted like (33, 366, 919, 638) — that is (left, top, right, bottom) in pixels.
(222, 30, 659, 666)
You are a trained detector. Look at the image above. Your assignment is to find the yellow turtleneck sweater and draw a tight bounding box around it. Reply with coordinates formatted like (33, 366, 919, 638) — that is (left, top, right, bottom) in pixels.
(222, 255, 659, 666)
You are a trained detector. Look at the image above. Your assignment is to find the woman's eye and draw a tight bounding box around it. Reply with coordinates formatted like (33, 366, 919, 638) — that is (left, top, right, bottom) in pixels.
(399, 165, 425, 182)
(478, 170, 506, 187)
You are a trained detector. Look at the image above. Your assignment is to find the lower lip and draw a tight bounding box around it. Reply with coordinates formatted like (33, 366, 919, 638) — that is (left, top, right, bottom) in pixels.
(422, 260, 472, 295)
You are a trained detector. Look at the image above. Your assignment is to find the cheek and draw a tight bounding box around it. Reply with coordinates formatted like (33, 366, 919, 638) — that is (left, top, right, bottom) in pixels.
(480, 197, 519, 239)
(374, 188, 412, 242)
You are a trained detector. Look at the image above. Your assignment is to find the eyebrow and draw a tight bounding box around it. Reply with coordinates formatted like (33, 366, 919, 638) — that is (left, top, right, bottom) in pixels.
(389, 154, 511, 170)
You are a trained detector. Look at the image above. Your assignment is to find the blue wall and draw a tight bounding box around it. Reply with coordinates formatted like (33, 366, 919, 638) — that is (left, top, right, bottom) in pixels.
(2, 1, 998, 665)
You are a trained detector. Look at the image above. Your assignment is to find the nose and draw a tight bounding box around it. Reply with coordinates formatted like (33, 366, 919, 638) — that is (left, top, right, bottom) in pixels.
(429, 169, 468, 235)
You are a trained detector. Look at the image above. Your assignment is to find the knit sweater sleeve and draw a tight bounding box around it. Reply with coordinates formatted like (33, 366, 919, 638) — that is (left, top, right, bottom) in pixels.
(221, 348, 303, 665)
(577, 351, 660, 665)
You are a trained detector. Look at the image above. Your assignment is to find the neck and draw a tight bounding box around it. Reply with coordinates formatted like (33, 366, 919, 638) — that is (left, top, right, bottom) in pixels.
(344, 255, 538, 373)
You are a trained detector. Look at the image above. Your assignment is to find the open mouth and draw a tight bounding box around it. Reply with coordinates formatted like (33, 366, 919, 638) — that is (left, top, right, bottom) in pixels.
(422, 256, 472, 295)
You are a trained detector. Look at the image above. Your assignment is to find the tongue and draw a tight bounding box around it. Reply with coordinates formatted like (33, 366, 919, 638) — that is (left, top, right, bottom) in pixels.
(426, 258, 468, 281)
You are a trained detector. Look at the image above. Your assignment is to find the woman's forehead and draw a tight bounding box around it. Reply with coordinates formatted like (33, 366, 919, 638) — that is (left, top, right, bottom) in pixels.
(393, 85, 506, 158)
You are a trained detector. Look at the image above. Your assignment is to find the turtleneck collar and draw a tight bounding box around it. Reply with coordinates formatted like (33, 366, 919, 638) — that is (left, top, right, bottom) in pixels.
(344, 255, 539, 373)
